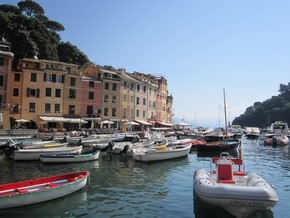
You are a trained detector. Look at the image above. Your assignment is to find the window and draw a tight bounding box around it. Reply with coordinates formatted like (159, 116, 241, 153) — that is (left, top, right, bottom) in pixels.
(69, 105, 75, 115)
(0, 95, 2, 105)
(29, 102, 36, 112)
(89, 81, 94, 87)
(13, 88, 19, 97)
(89, 92, 94, 99)
(143, 86, 147, 93)
(123, 108, 127, 118)
(136, 109, 139, 117)
(123, 94, 127, 102)
(137, 84, 140, 91)
(104, 83, 109, 90)
(45, 88, 52, 97)
(104, 95, 109, 102)
(104, 108, 108, 116)
(149, 100, 151, 107)
(143, 98, 146, 106)
(112, 96, 116, 103)
(87, 105, 93, 115)
(0, 75, 3, 86)
(31, 73, 37, 82)
(45, 103, 51, 113)
(54, 104, 60, 113)
(112, 83, 117, 90)
(66, 67, 71, 74)
(143, 110, 146, 118)
(27, 88, 40, 98)
(0, 58, 4, 67)
(136, 97, 140, 105)
(55, 89, 61, 98)
(112, 108, 116, 117)
(14, 73, 20, 81)
(70, 77, 76, 86)
(12, 104, 19, 113)
(69, 89, 76, 98)
(130, 83, 134, 90)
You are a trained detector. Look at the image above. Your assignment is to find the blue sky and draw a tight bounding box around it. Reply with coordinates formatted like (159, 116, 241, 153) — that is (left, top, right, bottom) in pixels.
(6, 0, 290, 127)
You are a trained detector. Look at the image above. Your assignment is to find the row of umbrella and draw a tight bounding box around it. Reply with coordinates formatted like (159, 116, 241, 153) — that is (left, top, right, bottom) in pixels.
(101, 120, 140, 126)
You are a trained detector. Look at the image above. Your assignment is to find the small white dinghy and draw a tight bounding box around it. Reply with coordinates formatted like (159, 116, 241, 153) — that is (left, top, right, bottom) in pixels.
(193, 152, 278, 218)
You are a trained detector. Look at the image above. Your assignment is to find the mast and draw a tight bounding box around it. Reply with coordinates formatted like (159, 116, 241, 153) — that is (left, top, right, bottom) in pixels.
(223, 88, 228, 138)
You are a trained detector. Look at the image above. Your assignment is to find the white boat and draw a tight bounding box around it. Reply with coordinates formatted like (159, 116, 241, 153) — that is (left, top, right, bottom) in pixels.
(23, 141, 68, 149)
(244, 127, 260, 139)
(264, 121, 289, 146)
(0, 171, 89, 209)
(132, 142, 191, 162)
(193, 152, 279, 218)
(5, 145, 83, 161)
(39, 150, 100, 163)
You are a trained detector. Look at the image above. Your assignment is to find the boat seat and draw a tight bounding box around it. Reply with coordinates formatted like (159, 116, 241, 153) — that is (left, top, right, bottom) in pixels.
(47, 183, 58, 188)
(217, 160, 235, 184)
(16, 188, 28, 194)
(233, 170, 245, 176)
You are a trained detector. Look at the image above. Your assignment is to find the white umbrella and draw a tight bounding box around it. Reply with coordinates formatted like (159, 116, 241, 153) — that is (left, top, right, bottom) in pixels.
(15, 119, 30, 123)
(101, 120, 114, 124)
(124, 121, 140, 126)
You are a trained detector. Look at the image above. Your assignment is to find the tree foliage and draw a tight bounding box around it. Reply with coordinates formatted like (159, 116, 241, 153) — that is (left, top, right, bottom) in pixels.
(58, 42, 90, 66)
(232, 83, 290, 128)
(0, 0, 90, 68)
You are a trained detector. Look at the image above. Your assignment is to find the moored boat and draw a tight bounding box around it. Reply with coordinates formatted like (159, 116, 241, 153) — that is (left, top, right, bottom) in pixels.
(3, 145, 83, 161)
(39, 150, 100, 163)
(264, 121, 290, 146)
(0, 171, 90, 209)
(131, 142, 191, 162)
(193, 152, 278, 218)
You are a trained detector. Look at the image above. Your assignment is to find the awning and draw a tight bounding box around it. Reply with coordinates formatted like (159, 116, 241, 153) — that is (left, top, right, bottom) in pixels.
(124, 121, 140, 126)
(15, 119, 30, 123)
(65, 118, 87, 124)
(39, 116, 87, 123)
(39, 116, 67, 122)
(82, 117, 101, 121)
(101, 120, 114, 124)
(156, 121, 173, 127)
(135, 120, 153, 125)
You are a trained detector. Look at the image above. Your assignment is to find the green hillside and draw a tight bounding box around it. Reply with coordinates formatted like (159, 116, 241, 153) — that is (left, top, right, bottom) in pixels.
(0, 0, 91, 69)
(232, 83, 290, 128)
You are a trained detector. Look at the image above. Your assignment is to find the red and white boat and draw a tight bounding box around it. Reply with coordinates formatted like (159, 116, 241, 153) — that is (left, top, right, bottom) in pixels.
(193, 152, 278, 218)
(0, 171, 90, 209)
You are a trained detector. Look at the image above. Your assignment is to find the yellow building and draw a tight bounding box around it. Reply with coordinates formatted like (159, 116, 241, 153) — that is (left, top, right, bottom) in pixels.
(0, 40, 14, 129)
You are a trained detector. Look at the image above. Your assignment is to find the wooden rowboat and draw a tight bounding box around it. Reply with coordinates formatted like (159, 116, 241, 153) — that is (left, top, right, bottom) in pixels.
(39, 150, 100, 163)
(0, 171, 90, 209)
(11, 146, 83, 161)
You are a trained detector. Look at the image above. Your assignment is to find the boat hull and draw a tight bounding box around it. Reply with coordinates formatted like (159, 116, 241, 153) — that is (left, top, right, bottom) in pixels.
(132, 144, 191, 162)
(40, 150, 100, 163)
(12, 146, 83, 161)
(0, 171, 89, 209)
(193, 169, 278, 217)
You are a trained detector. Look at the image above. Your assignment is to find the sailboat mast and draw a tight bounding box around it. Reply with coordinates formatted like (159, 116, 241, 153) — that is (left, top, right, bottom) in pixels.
(223, 88, 228, 137)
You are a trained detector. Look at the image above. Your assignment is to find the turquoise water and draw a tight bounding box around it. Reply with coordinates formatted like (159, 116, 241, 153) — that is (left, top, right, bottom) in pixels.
(0, 137, 289, 218)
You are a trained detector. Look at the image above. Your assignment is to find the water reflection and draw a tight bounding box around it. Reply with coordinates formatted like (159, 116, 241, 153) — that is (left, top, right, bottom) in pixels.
(0, 189, 88, 218)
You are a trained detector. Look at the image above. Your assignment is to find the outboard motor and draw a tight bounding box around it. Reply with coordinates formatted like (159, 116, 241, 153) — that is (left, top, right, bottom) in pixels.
(120, 144, 130, 155)
(100, 141, 115, 152)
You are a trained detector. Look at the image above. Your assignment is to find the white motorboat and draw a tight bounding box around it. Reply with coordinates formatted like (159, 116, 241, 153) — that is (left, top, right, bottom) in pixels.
(193, 152, 278, 218)
(4, 145, 83, 161)
(264, 121, 290, 146)
(244, 127, 260, 139)
(132, 141, 191, 162)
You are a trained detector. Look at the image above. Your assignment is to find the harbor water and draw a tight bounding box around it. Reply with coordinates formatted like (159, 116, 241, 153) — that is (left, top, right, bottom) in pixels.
(0, 136, 289, 218)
